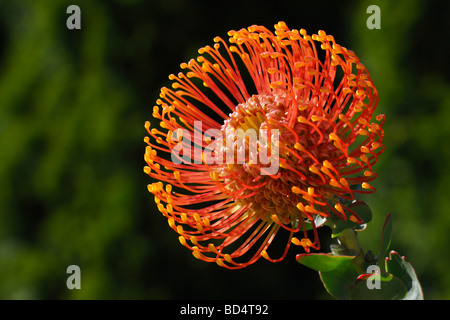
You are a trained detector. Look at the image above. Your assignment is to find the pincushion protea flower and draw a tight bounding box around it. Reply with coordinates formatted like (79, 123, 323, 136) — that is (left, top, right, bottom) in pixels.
(144, 21, 385, 269)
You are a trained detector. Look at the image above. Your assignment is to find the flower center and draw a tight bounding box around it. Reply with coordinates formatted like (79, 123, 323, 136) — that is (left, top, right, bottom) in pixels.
(219, 94, 304, 223)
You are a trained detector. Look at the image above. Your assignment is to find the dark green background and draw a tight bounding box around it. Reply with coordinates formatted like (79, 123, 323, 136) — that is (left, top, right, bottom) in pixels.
(0, 0, 448, 299)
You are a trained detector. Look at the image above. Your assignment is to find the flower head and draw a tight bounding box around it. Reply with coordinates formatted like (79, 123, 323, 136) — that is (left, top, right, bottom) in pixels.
(144, 22, 385, 269)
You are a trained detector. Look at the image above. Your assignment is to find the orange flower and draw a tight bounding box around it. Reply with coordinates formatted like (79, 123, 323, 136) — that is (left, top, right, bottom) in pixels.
(144, 22, 385, 269)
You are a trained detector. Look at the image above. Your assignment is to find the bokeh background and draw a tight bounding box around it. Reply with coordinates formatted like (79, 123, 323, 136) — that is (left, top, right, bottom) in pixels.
(0, 0, 449, 299)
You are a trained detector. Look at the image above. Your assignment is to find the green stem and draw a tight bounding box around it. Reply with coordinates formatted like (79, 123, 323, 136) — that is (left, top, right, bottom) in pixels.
(336, 228, 366, 274)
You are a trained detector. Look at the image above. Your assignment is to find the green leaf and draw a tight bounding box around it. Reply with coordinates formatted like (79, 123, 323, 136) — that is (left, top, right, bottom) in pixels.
(376, 213, 392, 265)
(349, 200, 373, 224)
(319, 260, 360, 300)
(297, 252, 360, 300)
(329, 200, 373, 238)
(385, 251, 424, 300)
(296, 253, 356, 272)
(350, 270, 408, 300)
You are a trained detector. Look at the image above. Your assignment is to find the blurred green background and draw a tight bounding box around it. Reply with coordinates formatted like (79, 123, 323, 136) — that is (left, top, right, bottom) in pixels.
(0, 0, 448, 299)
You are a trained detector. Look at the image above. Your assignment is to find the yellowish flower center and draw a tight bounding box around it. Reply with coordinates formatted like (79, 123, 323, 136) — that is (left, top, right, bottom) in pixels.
(219, 94, 302, 224)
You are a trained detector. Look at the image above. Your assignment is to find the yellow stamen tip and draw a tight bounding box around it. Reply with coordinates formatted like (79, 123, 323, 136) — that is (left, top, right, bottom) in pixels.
(271, 214, 281, 224)
(208, 243, 217, 253)
(339, 177, 349, 188)
(360, 146, 370, 153)
(296, 202, 305, 212)
(178, 236, 187, 246)
(360, 154, 369, 163)
(291, 237, 301, 246)
(301, 238, 313, 248)
(329, 133, 339, 141)
(323, 160, 332, 169)
(334, 203, 344, 214)
(292, 186, 302, 194)
(203, 218, 211, 227)
(362, 182, 372, 189)
(297, 116, 307, 123)
(192, 248, 202, 260)
(216, 258, 225, 267)
(311, 115, 321, 122)
(190, 236, 199, 246)
(294, 142, 304, 151)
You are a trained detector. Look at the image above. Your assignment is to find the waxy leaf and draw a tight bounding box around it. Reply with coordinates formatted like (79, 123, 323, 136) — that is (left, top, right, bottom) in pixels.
(296, 253, 355, 272)
(376, 213, 392, 265)
(319, 260, 360, 300)
(385, 251, 423, 300)
(297, 252, 359, 300)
